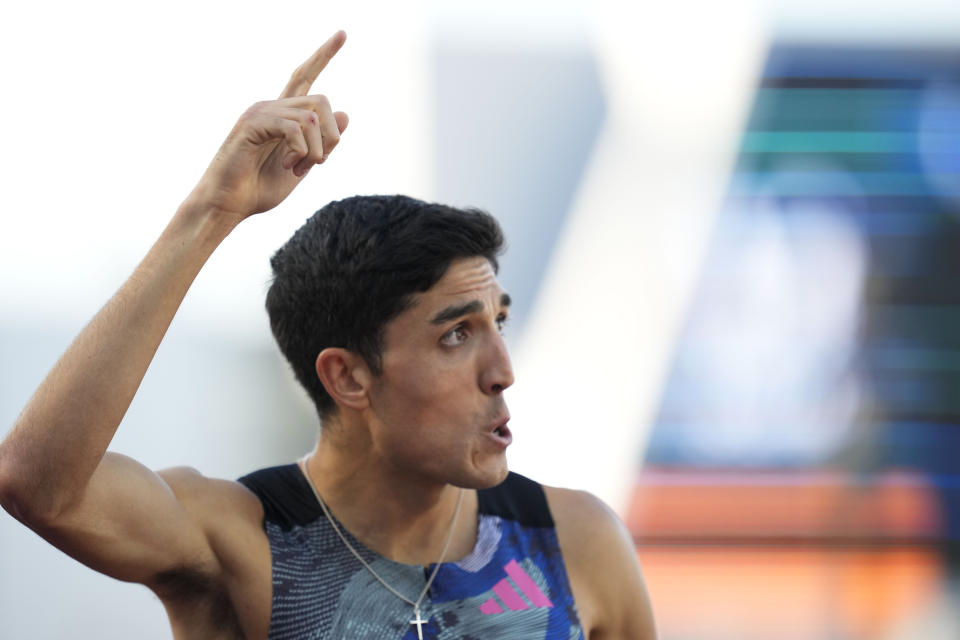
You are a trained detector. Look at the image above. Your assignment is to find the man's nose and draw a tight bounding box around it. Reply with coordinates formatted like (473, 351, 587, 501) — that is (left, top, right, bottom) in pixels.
(481, 332, 515, 395)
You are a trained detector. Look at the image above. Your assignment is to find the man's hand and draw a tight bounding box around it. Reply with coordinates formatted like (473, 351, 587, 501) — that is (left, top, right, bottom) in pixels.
(188, 30, 350, 221)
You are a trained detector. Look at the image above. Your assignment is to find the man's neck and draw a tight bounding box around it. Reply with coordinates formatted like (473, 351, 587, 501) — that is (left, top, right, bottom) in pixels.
(300, 439, 479, 566)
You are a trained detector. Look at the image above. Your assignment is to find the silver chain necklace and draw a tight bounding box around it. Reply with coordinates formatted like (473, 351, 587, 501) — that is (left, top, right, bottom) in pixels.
(298, 460, 464, 640)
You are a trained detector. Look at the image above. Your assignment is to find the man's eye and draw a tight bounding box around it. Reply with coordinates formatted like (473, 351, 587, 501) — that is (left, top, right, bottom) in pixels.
(440, 325, 469, 347)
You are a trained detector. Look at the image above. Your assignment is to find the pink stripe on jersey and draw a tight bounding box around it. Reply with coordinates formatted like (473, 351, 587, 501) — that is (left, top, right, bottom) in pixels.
(504, 559, 554, 608)
(479, 598, 504, 615)
(492, 578, 529, 611)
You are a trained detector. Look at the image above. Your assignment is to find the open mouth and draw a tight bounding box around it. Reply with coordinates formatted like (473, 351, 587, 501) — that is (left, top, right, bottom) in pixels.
(491, 420, 512, 444)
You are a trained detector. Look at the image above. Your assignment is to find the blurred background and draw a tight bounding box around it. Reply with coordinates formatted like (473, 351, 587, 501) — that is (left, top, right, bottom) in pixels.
(2, 0, 960, 638)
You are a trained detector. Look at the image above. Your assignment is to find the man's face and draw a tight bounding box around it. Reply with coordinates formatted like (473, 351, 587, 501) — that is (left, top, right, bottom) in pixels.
(365, 256, 514, 489)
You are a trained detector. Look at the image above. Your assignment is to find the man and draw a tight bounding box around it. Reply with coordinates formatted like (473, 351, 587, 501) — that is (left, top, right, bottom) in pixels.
(0, 31, 655, 639)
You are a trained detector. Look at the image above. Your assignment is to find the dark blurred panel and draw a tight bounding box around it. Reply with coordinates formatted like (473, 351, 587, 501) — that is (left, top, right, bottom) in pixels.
(634, 44, 960, 640)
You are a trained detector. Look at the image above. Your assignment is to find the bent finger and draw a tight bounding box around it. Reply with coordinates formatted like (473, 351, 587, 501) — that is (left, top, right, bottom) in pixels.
(334, 111, 349, 134)
(284, 95, 342, 159)
(316, 105, 342, 159)
(237, 107, 309, 154)
(293, 112, 326, 175)
(272, 108, 321, 170)
(258, 115, 309, 169)
(279, 30, 346, 99)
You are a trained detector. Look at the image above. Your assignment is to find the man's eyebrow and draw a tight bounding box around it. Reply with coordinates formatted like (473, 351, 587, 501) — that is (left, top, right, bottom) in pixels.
(431, 301, 483, 325)
(430, 293, 512, 325)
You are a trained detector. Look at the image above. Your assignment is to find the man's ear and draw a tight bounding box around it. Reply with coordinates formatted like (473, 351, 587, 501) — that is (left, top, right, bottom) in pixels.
(315, 348, 372, 411)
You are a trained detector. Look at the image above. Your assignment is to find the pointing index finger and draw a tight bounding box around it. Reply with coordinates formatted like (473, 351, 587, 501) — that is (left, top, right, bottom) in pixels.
(280, 30, 346, 99)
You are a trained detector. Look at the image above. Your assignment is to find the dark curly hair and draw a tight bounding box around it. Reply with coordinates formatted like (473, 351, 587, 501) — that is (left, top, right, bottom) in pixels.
(266, 194, 505, 419)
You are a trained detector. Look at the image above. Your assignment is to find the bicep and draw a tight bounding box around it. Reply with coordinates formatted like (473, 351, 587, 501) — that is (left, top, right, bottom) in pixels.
(30, 452, 219, 587)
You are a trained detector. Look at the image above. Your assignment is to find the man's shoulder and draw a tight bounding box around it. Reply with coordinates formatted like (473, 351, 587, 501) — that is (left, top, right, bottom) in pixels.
(158, 465, 264, 523)
(541, 483, 658, 639)
(154, 466, 274, 638)
(541, 484, 621, 535)
(541, 483, 637, 574)
(478, 472, 621, 533)
(156, 465, 268, 555)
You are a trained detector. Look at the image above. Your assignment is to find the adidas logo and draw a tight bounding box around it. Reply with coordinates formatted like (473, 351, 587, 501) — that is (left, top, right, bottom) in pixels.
(479, 559, 554, 615)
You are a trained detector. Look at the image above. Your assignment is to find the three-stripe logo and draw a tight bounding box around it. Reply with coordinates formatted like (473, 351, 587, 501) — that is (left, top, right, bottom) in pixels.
(479, 559, 554, 615)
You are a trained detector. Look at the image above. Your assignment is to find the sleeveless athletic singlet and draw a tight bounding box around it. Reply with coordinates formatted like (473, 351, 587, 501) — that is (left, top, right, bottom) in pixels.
(238, 466, 584, 639)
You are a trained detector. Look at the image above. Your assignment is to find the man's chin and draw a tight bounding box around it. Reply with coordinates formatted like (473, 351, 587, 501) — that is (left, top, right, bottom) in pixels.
(455, 460, 509, 490)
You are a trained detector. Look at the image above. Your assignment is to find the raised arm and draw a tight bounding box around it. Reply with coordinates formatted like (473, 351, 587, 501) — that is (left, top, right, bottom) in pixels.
(0, 31, 348, 586)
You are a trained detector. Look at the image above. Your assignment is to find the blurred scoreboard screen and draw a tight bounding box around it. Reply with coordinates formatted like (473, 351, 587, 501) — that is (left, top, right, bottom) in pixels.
(646, 44, 960, 481)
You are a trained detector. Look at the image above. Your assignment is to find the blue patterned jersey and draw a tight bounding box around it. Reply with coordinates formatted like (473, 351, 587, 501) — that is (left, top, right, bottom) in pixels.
(238, 466, 584, 639)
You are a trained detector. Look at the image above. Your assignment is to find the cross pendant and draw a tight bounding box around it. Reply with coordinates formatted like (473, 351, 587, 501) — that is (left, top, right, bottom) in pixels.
(410, 606, 427, 640)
